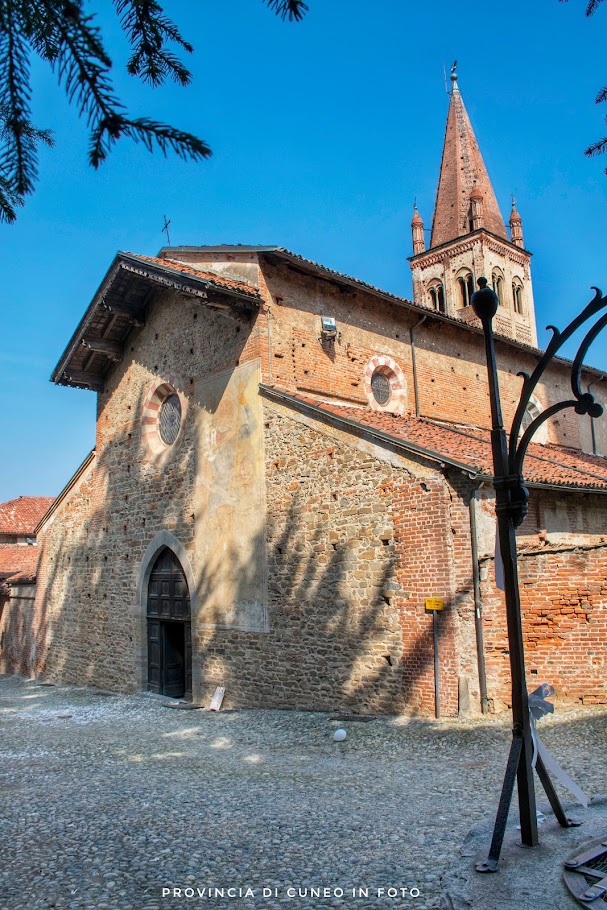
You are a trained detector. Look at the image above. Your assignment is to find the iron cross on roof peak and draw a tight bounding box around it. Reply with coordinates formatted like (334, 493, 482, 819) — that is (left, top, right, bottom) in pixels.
(162, 215, 172, 247)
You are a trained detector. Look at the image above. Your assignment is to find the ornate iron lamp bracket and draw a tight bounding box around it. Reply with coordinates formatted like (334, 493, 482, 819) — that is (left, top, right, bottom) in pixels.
(509, 286, 607, 482)
(471, 278, 607, 873)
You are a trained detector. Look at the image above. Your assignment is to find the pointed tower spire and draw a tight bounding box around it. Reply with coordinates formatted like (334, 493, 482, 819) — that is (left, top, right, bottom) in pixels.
(509, 198, 525, 248)
(411, 203, 425, 255)
(430, 65, 507, 247)
(409, 66, 537, 346)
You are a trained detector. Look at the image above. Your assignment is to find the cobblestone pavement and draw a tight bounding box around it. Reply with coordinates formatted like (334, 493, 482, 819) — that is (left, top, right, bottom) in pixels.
(1, 675, 606, 910)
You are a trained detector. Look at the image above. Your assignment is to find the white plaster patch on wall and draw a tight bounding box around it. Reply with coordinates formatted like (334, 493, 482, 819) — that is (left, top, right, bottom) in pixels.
(194, 360, 268, 632)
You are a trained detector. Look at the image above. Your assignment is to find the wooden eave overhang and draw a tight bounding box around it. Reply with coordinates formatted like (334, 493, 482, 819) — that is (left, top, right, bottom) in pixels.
(51, 252, 261, 392)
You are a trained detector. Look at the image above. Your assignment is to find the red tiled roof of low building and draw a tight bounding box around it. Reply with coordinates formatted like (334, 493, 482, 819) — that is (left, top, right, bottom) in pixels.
(0, 497, 55, 535)
(271, 389, 607, 492)
(0, 545, 40, 580)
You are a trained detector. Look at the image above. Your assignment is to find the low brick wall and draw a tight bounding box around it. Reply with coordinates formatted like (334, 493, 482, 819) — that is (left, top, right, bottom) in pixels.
(481, 544, 607, 709)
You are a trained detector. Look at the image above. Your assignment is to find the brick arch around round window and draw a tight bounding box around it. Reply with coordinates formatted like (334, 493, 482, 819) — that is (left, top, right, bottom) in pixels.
(141, 371, 189, 465)
(363, 355, 408, 416)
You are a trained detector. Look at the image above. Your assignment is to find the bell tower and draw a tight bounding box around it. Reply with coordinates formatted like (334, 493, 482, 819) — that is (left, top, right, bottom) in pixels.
(409, 66, 537, 346)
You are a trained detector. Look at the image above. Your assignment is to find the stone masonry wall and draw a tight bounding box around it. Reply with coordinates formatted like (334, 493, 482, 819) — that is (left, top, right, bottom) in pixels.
(189, 401, 477, 717)
(0, 582, 38, 677)
(195, 404, 409, 712)
(34, 291, 260, 692)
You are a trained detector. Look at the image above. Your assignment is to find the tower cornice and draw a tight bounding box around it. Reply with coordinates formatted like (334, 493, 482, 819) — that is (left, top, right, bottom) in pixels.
(408, 227, 532, 265)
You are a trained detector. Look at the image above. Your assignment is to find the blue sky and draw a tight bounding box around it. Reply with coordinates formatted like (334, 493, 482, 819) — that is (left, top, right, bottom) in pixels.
(3, 0, 607, 501)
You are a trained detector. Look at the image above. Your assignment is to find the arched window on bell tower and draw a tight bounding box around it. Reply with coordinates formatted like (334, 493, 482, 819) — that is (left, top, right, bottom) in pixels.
(512, 277, 524, 314)
(456, 270, 474, 307)
(492, 268, 505, 307)
(428, 280, 446, 313)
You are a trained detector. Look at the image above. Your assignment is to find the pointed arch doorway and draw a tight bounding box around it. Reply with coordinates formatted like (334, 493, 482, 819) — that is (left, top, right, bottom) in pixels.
(146, 547, 192, 700)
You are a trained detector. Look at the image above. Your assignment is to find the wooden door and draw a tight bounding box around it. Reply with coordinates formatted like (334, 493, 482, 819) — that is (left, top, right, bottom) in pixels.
(162, 623, 185, 698)
(146, 548, 192, 700)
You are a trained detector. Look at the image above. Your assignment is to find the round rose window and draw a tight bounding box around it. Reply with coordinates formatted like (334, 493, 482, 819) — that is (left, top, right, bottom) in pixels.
(370, 371, 392, 406)
(363, 355, 408, 416)
(158, 393, 182, 445)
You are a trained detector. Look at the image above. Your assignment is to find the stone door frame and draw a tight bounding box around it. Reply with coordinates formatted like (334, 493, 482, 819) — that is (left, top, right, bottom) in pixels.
(135, 531, 200, 702)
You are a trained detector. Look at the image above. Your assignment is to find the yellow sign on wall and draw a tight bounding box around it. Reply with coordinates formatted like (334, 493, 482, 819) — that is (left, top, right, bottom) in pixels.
(425, 598, 444, 611)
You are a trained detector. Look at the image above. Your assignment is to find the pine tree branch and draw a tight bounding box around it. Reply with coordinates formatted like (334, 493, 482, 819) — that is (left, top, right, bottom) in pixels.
(113, 0, 193, 87)
(89, 116, 211, 168)
(0, 2, 52, 202)
(46, 3, 119, 128)
(558, 0, 606, 14)
(0, 173, 24, 223)
(264, 0, 309, 22)
(585, 136, 607, 157)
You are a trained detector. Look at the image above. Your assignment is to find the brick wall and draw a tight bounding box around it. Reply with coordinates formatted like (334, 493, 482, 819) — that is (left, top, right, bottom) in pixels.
(477, 488, 607, 710)
(481, 544, 607, 708)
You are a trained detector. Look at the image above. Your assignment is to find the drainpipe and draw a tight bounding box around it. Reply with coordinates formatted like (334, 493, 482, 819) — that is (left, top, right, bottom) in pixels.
(587, 374, 604, 455)
(409, 315, 427, 418)
(266, 306, 273, 383)
(469, 489, 489, 714)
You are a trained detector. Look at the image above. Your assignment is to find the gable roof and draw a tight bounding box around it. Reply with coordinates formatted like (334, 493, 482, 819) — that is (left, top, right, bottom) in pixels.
(261, 385, 607, 494)
(52, 252, 262, 392)
(0, 497, 56, 536)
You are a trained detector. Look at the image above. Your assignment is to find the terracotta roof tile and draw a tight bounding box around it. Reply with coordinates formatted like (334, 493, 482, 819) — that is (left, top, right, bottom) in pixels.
(0, 497, 55, 535)
(270, 388, 607, 492)
(0, 545, 39, 580)
(128, 253, 262, 299)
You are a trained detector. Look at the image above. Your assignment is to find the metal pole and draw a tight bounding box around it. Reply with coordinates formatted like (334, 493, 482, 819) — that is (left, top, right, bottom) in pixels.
(433, 610, 440, 720)
(472, 280, 538, 869)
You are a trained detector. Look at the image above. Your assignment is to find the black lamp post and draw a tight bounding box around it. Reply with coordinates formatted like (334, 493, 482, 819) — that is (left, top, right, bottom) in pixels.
(471, 277, 607, 873)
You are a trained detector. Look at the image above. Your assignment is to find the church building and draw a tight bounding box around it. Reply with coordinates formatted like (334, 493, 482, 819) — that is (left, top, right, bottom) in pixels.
(2, 72, 607, 716)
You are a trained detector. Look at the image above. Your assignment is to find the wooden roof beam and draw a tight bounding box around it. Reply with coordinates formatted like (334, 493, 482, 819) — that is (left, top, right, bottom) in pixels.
(81, 338, 123, 362)
(102, 302, 145, 327)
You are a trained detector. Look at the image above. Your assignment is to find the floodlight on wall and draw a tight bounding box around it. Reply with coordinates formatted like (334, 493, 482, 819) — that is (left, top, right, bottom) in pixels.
(319, 316, 340, 345)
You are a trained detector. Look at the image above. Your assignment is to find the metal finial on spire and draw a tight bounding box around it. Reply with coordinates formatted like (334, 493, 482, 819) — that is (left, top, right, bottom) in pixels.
(450, 60, 458, 85)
